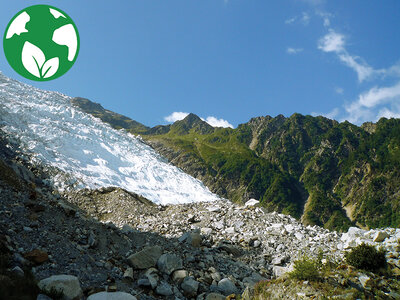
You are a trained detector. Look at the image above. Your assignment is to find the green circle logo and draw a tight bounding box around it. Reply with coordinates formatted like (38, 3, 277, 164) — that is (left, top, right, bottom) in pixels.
(3, 5, 80, 81)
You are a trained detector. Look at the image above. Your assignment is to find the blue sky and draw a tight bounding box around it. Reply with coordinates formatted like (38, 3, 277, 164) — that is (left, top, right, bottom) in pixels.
(1, 0, 400, 128)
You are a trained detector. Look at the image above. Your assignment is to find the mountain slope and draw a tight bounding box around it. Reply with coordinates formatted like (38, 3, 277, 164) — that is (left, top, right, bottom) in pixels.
(0, 72, 219, 205)
(72, 97, 400, 231)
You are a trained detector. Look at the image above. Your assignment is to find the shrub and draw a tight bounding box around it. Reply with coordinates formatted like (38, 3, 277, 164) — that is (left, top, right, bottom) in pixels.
(289, 255, 320, 281)
(345, 243, 387, 272)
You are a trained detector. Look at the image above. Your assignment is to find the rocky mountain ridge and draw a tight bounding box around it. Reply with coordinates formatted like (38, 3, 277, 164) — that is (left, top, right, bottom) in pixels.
(71, 97, 400, 231)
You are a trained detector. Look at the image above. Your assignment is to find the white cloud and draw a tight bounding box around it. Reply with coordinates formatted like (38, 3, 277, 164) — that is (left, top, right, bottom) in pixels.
(311, 107, 339, 119)
(285, 12, 310, 26)
(338, 53, 376, 82)
(164, 112, 234, 128)
(316, 11, 332, 27)
(164, 111, 189, 122)
(377, 107, 400, 120)
(285, 17, 297, 25)
(358, 82, 400, 108)
(318, 30, 379, 82)
(342, 81, 400, 124)
(203, 116, 234, 128)
(287, 47, 303, 55)
(335, 87, 344, 94)
(301, 12, 310, 25)
(318, 31, 345, 53)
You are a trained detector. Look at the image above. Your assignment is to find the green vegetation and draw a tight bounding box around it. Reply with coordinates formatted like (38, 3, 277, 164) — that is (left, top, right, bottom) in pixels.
(289, 255, 321, 281)
(345, 243, 387, 273)
(72, 97, 400, 231)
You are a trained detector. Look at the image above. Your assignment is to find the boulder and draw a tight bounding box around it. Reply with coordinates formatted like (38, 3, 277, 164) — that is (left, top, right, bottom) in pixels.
(217, 278, 238, 296)
(87, 291, 137, 300)
(157, 253, 183, 275)
(272, 266, 290, 278)
(244, 199, 260, 207)
(127, 246, 162, 269)
(373, 231, 389, 242)
(24, 249, 48, 264)
(172, 270, 188, 283)
(181, 276, 199, 298)
(155, 281, 173, 296)
(38, 275, 82, 300)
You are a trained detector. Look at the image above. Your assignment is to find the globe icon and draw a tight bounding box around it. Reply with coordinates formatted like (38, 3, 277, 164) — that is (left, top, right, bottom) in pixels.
(3, 5, 80, 81)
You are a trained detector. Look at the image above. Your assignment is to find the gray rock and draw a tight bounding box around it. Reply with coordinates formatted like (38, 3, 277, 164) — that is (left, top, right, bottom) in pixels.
(181, 276, 199, 298)
(217, 278, 238, 296)
(144, 268, 159, 289)
(13, 253, 29, 267)
(178, 232, 190, 243)
(88, 232, 97, 248)
(172, 269, 188, 283)
(11, 266, 24, 277)
(87, 291, 137, 300)
(244, 199, 259, 207)
(225, 227, 235, 234)
(271, 256, 285, 265)
(156, 281, 173, 296)
(205, 293, 226, 300)
(201, 228, 213, 235)
(157, 253, 183, 275)
(218, 244, 242, 257)
(137, 278, 152, 288)
(127, 246, 162, 269)
(358, 274, 371, 288)
(211, 272, 221, 282)
(121, 224, 136, 234)
(273, 266, 290, 278)
(373, 231, 389, 242)
(38, 275, 82, 300)
(123, 267, 134, 280)
(207, 206, 221, 213)
(189, 231, 202, 247)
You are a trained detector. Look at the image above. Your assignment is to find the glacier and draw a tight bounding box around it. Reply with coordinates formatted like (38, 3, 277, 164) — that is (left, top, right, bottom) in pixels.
(0, 72, 220, 205)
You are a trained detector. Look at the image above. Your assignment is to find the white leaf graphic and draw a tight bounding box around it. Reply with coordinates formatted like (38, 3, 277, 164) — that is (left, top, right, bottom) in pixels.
(42, 57, 59, 78)
(22, 41, 45, 78)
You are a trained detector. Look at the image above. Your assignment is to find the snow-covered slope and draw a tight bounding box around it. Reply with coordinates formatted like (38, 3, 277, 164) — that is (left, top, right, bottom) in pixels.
(0, 72, 220, 204)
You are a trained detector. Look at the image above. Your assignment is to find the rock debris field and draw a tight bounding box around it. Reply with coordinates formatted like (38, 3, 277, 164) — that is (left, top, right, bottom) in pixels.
(1, 177, 399, 299)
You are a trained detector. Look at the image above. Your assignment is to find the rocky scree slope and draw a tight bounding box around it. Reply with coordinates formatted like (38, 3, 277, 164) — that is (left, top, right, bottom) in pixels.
(1, 129, 400, 299)
(72, 97, 400, 231)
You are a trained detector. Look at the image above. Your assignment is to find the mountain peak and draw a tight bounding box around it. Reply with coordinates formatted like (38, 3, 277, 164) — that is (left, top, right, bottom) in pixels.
(182, 113, 203, 124)
(171, 113, 214, 135)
